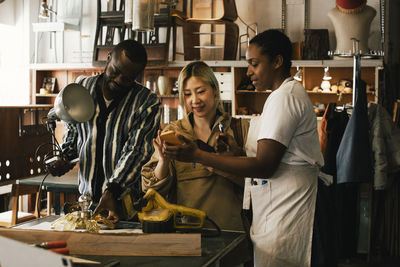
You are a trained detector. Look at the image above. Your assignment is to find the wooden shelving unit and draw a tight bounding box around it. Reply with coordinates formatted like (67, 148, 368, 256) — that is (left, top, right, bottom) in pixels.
(233, 59, 383, 116)
(29, 59, 383, 117)
(30, 63, 104, 105)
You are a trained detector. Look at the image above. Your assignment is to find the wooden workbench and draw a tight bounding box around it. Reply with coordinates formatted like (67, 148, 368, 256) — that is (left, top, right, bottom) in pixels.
(1, 216, 250, 266)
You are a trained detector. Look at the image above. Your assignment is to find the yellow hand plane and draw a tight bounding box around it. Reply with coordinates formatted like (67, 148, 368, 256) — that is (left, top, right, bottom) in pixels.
(120, 188, 206, 233)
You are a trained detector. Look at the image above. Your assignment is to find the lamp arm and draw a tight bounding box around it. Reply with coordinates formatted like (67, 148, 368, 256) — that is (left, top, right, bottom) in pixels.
(46, 8, 57, 15)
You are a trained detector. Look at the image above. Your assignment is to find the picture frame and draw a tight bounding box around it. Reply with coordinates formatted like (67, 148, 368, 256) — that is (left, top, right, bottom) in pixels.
(41, 77, 57, 93)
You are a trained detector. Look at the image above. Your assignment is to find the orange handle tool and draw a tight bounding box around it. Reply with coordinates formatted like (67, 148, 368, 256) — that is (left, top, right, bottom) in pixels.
(49, 247, 70, 255)
(36, 241, 67, 249)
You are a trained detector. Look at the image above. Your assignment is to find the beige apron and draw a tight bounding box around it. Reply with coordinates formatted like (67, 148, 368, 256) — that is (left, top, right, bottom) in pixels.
(248, 163, 318, 267)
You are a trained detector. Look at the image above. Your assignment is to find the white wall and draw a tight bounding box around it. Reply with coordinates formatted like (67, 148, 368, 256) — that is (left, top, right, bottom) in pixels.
(0, 0, 30, 105)
(32, 0, 98, 63)
(31, 0, 384, 63)
(236, 0, 381, 54)
(0, 0, 384, 105)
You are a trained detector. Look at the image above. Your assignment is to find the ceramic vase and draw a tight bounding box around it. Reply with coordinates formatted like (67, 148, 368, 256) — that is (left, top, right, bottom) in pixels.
(157, 75, 169, 96)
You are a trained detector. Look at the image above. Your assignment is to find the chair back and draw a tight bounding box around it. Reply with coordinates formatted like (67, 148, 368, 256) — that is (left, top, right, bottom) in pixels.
(220, 0, 238, 21)
(0, 184, 40, 227)
(191, 0, 237, 21)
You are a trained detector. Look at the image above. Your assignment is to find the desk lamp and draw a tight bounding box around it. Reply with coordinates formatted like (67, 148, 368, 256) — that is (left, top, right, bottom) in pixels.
(46, 83, 94, 161)
(39, 0, 57, 20)
(47, 83, 94, 124)
(34, 83, 94, 218)
(46, 83, 94, 165)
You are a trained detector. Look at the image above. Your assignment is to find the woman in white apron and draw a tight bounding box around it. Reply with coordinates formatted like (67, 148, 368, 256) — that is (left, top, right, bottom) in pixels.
(164, 30, 324, 267)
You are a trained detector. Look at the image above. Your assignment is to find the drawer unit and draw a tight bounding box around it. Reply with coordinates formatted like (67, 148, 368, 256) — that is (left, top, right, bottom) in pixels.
(214, 72, 233, 101)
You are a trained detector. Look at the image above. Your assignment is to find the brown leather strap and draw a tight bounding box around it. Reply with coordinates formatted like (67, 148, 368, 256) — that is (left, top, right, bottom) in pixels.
(230, 117, 243, 148)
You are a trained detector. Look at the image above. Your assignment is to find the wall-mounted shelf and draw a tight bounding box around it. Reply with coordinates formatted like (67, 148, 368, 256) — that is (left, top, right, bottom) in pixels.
(167, 59, 383, 68)
(236, 90, 272, 94)
(29, 59, 383, 70)
(292, 59, 383, 67)
(30, 64, 104, 105)
(233, 59, 382, 116)
(35, 94, 58, 97)
(159, 95, 179, 98)
(30, 59, 383, 117)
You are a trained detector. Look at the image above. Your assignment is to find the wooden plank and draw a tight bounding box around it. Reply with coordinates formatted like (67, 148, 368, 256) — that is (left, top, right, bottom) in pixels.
(0, 228, 201, 256)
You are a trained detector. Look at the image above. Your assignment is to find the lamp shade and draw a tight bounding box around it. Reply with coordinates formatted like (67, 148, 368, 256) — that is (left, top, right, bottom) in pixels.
(48, 83, 95, 123)
(39, 0, 49, 18)
(132, 0, 155, 31)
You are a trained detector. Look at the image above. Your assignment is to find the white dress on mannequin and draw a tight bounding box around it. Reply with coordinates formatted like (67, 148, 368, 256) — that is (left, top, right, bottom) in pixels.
(328, 5, 376, 54)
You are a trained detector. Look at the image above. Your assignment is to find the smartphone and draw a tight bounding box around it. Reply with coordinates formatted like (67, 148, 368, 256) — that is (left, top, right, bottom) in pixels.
(216, 122, 228, 153)
(160, 130, 184, 145)
(196, 140, 216, 153)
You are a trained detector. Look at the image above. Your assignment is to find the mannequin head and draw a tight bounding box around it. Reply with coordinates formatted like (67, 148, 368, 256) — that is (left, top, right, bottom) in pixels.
(336, 0, 366, 14)
(328, 2, 376, 54)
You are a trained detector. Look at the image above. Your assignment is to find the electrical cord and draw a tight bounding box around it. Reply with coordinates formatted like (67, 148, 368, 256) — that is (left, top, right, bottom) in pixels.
(176, 216, 221, 237)
(34, 141, 59, 219)
(41, 116, 62, 152)
(237, 15, 251, 29)
(237, 15, 257, 34)
(202, 216, 221, 237)
(34, 142, 61, 160)
(34, 116, 64, 218)
(36, 172, 50, 219)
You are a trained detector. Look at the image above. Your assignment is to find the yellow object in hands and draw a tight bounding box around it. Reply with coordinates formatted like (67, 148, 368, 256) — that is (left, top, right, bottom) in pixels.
(160, 130, 184, 145)
(138, 189, 206, 233)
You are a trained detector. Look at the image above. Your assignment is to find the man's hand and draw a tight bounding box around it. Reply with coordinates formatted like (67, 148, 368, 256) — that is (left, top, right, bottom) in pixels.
(215, 133, 244, 156)
(46, 158, 74, 177)
(163, 134, 200, 162)
(93, 190, 120, 223)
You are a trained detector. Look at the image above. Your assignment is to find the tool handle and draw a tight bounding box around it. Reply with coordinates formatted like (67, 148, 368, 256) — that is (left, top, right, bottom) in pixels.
(40, 241, 67, 249)
(49, 247, 70, 255)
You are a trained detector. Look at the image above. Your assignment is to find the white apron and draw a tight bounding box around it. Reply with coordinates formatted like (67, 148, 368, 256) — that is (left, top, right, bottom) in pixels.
(248, 163, 318, 267)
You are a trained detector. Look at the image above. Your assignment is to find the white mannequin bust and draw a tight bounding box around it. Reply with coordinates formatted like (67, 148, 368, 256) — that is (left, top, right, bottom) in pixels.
(328, 5, 376, 54)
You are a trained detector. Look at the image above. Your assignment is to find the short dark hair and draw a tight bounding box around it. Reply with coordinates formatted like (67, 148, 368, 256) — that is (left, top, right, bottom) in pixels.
(112, 39, 147, 70)
(250, 30, 292, 75)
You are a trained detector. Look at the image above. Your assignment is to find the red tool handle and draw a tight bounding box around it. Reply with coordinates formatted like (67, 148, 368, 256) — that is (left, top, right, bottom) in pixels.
(41, 241, 67, 249)
(49, 247, 70, 255)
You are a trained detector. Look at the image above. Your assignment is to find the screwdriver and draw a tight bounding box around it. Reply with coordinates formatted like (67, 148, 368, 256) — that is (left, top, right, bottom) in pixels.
(49, 247, 70, 255)
(35, 241, 67, 249)
(34, 241, 69, 255)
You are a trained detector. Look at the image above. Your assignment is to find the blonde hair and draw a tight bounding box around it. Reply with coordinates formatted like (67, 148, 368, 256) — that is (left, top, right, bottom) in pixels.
(177, 61, 224, 115)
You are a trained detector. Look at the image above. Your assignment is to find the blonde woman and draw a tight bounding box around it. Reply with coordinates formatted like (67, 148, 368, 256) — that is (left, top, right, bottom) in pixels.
(141, 61, 249, 231)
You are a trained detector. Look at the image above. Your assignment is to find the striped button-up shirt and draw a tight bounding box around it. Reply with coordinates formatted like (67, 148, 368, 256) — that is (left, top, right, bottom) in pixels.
(62, 74, 161, 201)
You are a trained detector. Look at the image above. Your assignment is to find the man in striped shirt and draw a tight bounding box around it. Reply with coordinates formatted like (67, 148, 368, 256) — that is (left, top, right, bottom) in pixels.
(50, 40, 161, 222)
